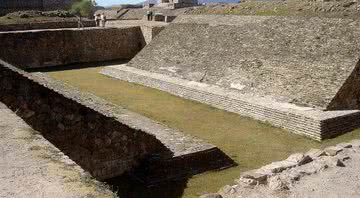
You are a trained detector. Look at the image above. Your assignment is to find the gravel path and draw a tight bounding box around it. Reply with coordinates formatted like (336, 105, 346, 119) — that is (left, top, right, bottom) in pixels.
(0, 102, 115, 198)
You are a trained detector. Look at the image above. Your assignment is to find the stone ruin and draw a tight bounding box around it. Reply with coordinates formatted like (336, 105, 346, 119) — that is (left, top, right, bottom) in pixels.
(1, 13, 360, 186)
(0, 0, 72, 15)
(102, 15, 360, 141)
(0, 26, 234, 183)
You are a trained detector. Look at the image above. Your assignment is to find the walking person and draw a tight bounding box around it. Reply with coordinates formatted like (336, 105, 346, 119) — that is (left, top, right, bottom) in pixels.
(149, 10, 153, 21)
(146, 10, 151, 21)
(94, 14, 100, 27)
(100, 13, 107, 27)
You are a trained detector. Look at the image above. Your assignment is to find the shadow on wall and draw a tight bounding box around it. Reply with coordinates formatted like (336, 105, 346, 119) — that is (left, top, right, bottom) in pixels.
(0, 59, 171, 180)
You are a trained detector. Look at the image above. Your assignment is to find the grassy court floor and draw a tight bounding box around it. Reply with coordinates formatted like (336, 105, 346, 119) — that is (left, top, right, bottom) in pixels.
(43, 63, 360, 198)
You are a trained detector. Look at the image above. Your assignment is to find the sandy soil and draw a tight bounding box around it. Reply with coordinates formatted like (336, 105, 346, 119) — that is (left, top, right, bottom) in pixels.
(0, 102, 115, 198)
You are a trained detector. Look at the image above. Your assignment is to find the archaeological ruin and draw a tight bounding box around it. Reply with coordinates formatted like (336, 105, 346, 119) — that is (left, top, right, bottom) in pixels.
(0, 0, 72, 15)
(0, 25, 235, 182)
(102, 15, 360, 141)
(1, 11, 360, 196)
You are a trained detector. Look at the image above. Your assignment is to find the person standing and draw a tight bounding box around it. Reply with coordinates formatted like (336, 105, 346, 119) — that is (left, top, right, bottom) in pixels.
(100, 13, 107, 27)
(149, 10, 153, 21)
(94, 14, 100, 27)
(146, 10, 151, 21)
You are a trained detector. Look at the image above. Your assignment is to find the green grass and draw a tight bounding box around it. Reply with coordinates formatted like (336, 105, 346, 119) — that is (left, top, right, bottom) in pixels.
(44, 65, 360, 198)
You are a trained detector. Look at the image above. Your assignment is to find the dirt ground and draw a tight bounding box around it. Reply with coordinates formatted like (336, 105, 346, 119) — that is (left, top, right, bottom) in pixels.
(0, 102, 115, 198)
(215, 143, 360, 198)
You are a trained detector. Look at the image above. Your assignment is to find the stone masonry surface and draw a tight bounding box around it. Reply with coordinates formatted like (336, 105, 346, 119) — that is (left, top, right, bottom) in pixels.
(0, 20, 95, 31)
(0, 0, 72, 10)
(0, 59, 234, 182)
(101, 64, 360, 141)
(0, 102, 115, 198)
(127, 15, 360, 110)
(106, 20, 168, 45)
(0, 27, 145, 69)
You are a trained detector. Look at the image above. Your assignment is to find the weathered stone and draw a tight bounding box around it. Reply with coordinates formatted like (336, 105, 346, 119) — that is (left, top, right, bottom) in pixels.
(306, 148, 327, 159)
(325, 146, 343, 156)
(268, 176, 289, 191)
(103, 136, 112, 147)
(318, 156, 346, 167)
(297, 161, 329, 175)
(286, 153, 313, 165)
(286, 169, 302, 183)
(341, 156, 351, 161)
(258, 160, 297, 174)
(349, 139, 360, 148)
(237, 177, 257, 186)
(200, 193, 223, 198)
(336, 142, 353, 149)
(240, 170, 268, 184)
(57, 123, 65, 131)
(219, 185, 237, 195)
(23, 110, 35, 118)
(0, 27, 144, 69)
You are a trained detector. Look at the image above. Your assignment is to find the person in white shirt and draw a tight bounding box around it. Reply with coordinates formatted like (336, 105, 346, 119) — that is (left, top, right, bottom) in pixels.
(94, 14, 100, 27)
(100, 13, 107, 27)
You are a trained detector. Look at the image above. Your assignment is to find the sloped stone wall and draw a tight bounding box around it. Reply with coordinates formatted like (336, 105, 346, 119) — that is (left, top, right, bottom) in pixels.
(328, 61, 360, 110)
(0, 59, 167, 180)
(127, 15, 360, 110)
(102, 65, 360, 141)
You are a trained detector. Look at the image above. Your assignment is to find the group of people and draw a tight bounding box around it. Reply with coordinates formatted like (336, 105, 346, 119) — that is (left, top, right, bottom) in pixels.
(94, 13, 107, 27)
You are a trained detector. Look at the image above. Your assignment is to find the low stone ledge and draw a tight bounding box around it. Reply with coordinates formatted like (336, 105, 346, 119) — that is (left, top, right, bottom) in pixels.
(0, 59, 235, 182)
(0, 20, 95, 32)
(101, 64, 360, 141)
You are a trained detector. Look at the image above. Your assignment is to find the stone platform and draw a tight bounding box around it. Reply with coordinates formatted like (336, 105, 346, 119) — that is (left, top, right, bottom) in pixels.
(107, 15, 360, 140)
(0, 59, 235, 183)
(102, 64, 360, 141)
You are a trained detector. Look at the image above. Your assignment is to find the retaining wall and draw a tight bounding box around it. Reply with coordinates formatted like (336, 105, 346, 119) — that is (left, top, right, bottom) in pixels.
(0, 27, 145, 69)
(0, 59, 234, 181)
(0, 59, 168, 180)
(102, 65, 360, 141)
(127, 15, 360, 110)
(0, 20, 95, 31)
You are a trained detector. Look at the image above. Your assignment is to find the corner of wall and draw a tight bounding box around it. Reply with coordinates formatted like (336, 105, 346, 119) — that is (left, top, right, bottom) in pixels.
(327, 59, 360, 110)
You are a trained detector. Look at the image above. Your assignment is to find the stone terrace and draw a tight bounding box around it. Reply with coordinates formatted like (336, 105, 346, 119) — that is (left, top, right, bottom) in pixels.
(126, 15, 360, 110)
(102, 15, 360, 140)
(0, 59, 234, 182)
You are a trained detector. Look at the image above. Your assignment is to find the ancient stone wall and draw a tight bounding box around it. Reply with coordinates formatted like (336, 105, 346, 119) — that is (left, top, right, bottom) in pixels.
(0, 0, 42, 9)
(0, 20, 95, 31)
(127, 15, 360, 110)
(140, 25, 166, 45)
(0, 0, 71, 9)
(327, 61, 360, 110)
(0, 59, 168, 180)
(43, 0, 72, 9)
(0, 27, 145, 69)
(102, 65, 360, 141)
